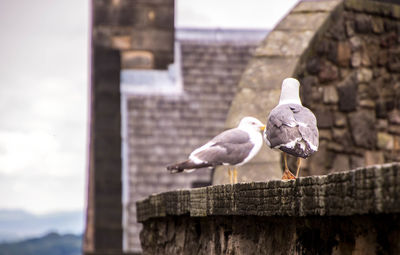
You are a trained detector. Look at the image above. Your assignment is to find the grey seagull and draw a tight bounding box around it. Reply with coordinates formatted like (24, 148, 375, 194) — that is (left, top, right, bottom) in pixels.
(264, 78, 319, 179)
(167, 116, 266, 184)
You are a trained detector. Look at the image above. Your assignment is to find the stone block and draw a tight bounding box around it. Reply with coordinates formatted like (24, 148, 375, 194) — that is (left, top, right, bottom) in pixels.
(334, 112, 347, 127)
(350, 155, 365, 169)
(377, 119, 388, 131)
(316, 39, 337, 62)
(350, 36, 362, 51)
(349, 111, 377, 149)
(375, 99, 396, 119)
(377, 132, 394, 150)
(306, 57, 321, 75)
(389, 110, 400, 125)
(331, 154, 350, 173)
(359, 99, 375, 109)
(315, 109, 334, 128)
(354, 14, 371, 33)
(121, 50, 154, 69)
(356, 68, 373, 83)
(351, 51, 361, 67)
(323, 86, 339, 104)
(381, 32, 398, 48)
(389, 125, 400, 135)
(371, 17, 384, 34)
(337, 76, 358, 112)
(337, 41, 351, 67)
(333, 128, 352, 147)
(318, 61, 339, 83)
(365, 151, 384, 166)
(111, 35, 131, 50)
(319, 129, 332, 140)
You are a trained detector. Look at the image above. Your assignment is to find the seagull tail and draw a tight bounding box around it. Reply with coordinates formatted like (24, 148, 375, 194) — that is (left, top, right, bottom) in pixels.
(166, 160, 214, 174)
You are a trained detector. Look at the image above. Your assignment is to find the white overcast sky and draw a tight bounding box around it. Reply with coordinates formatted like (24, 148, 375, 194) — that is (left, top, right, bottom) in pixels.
(0, 0, 298, 215)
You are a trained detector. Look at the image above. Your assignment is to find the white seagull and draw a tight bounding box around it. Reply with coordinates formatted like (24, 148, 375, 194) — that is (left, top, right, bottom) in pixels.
(167, 116, 266, 184)
(264, 78, 319, 179)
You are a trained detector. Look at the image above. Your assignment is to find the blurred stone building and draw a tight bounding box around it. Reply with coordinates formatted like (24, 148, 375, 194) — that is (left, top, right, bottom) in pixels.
(84, 0, 400, 254)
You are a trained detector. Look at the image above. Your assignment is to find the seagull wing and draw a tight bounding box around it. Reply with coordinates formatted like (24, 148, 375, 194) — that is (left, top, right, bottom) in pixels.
(266, 105, 301, 148)
(190, 128, 253, 166)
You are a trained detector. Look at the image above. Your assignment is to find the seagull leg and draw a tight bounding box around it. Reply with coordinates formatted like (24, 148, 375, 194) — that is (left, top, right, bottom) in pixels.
(228, 169, 233, 184)
(282, 152, 296, 180)
(295, 157, 301, 178)
(233, 168, 238, 184)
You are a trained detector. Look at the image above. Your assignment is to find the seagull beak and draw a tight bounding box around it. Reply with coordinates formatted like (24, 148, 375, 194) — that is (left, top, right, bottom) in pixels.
(260, 125, 266, 132)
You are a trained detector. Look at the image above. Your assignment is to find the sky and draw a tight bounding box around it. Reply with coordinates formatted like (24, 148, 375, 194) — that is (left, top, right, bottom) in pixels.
(0, 0, 298, 216)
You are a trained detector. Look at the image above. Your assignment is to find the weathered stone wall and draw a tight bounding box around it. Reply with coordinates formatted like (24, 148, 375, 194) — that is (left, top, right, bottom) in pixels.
(295, 0, 400, 176)
(213, 0, 343, 184)
(137, 163, 400, 254)
(215, 0, 400, 184)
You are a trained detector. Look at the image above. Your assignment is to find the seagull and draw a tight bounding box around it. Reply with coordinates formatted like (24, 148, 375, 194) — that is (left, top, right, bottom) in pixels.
(264, 78, 319, 180)
(167, 116, 266, 184)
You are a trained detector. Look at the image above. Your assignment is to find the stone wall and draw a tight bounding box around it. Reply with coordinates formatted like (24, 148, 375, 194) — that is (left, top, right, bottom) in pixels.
(215, 0, 400, 184)
(295, 0, 400, 176)
(137, 163, 400, 254)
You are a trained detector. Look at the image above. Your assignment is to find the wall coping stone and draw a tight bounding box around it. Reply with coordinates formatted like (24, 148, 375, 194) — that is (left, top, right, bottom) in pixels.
(137, 163, 400, 222)
(344, 0, 400, 19)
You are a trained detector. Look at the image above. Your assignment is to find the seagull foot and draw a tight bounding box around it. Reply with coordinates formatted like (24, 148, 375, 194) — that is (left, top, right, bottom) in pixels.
(282, 169, 296, 180)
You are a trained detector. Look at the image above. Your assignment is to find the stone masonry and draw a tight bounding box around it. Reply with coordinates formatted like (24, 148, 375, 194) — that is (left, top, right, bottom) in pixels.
(295, 0, 400, 176)
(214, 0, 343, 184)
(215, 0, 400, 183)
(137, 163, 400, 254)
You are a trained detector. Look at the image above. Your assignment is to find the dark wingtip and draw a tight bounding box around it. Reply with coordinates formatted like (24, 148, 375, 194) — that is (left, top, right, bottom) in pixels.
(166, 164, 182, 174)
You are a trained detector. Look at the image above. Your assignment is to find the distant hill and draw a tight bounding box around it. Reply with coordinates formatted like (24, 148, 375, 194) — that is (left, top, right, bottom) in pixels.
(0, 209, 83, 243)
(0, 232, 82, 255)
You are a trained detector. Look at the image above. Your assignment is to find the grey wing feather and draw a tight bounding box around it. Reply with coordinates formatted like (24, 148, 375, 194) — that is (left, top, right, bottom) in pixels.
(291, 105, 319, 148)
(266, 105, 299, 147)
(193, 128, 253, 165)
(266, 104, 319, 149)
(211, 128, 250, 144)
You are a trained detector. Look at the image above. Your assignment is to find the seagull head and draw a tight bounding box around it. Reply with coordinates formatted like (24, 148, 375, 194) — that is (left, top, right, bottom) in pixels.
(238, 116, 266, 133)
(278, 78, 302, 106)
